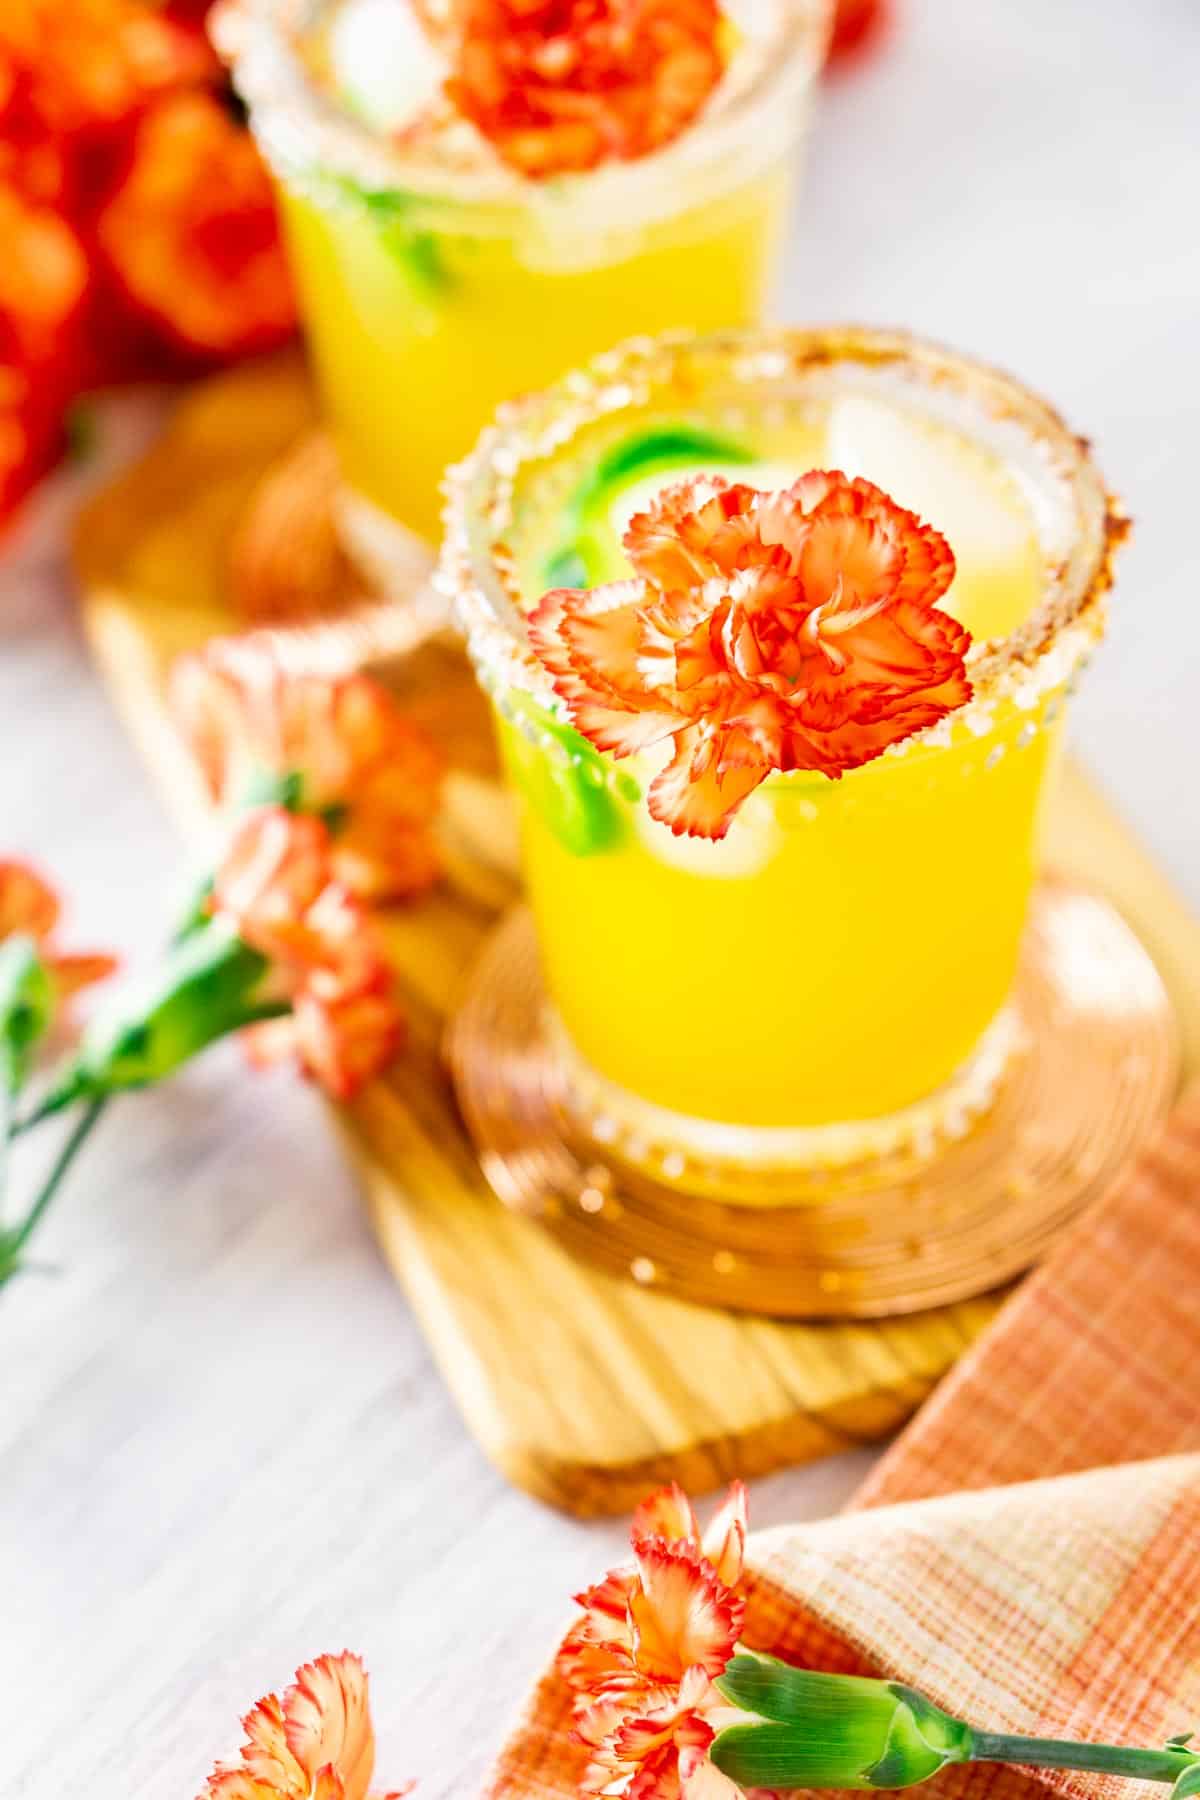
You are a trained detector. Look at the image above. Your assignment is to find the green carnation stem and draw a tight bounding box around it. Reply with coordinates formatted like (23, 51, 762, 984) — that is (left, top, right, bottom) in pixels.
(711, 1656, 1200, 1792)
(0, 919, 290, 1286)
(0, 1097, 107, 1286)
(969, 1735, 1196, 1784)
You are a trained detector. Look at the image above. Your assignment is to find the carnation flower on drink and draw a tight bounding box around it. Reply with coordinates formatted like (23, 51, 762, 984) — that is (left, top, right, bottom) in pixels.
(438, 0, 734, 178)
(529, 469, 970, 840)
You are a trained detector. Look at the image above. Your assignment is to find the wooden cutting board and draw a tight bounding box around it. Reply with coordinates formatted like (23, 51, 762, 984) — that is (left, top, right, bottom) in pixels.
(73, 355, 1200, 1516)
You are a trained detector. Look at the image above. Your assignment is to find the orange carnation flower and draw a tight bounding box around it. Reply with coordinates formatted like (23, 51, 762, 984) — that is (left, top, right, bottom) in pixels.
(201, 1650, 413, 1800)
(530, 470, 968, 839)
(0, 0, 213, 152)
(172, 646, 444, 902)
(0, 182, 89, 526)
(559, 1482, 749, 1799)
(443, 0, 730, 177)
(211, 808, 406, 1100)
(246, 976, 408, 1102)
(96, 89, 296, 359)
(213, 809, 387, 994)
(0, 858, 116, 1003)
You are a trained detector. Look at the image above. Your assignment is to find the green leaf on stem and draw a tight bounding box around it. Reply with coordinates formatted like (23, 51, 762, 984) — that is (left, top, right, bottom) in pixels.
(51, 918, 287, 1103)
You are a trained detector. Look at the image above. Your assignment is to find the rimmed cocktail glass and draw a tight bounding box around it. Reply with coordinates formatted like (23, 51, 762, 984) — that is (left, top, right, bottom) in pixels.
(440, 327, 1124, 1178)
(222, 0, 829, 560)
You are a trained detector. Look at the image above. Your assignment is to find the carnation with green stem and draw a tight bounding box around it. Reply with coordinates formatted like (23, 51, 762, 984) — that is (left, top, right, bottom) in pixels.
(0, 657, 447, 1289)
(0, 809, 406, 1289)
(557, 1480, 1200, 1800)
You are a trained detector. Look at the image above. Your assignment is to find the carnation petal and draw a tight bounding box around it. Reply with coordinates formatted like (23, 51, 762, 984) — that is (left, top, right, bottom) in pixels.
(443, 0, 729, 178)
(0, 860, 59, 942)
(679, 1743, 747, 1799)
(699, 1483, 747, 1588)
(631, 1483, 700, 1549)
(629, 1539, 743, 1680)
(648, 732, 772, 841)
(282, 1653, 375, 1800)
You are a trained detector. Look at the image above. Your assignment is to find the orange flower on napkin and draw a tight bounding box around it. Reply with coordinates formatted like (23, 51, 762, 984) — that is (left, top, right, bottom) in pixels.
(201, 1650, 414, 1800)
(172, 647, 444, 902)
(443, 0, 731, 177)
(530, 471, 967, 839)
(559, 1482, 749, 1799)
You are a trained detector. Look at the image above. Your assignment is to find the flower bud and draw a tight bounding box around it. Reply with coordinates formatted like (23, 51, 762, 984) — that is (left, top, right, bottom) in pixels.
(711, 1654, 974, 1791)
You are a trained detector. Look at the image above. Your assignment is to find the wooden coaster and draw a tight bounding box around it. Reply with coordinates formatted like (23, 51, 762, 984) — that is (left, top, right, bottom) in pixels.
(74, 357, 1200, 1513)
(446, 886, 1178, 1317)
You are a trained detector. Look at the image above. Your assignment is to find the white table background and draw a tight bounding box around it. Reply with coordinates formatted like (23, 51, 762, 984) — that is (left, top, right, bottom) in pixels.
(3, 2, 1198, 1795)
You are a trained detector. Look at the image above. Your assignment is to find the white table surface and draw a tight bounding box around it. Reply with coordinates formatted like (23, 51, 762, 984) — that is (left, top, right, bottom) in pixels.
(3, 2, 1198, 1795)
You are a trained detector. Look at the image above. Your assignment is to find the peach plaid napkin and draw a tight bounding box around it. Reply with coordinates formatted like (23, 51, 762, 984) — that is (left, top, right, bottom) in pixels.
(483, 1085, 1200, 1800)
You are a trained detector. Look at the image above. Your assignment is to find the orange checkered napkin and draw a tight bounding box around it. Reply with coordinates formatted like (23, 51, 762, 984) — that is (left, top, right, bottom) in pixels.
(483, 1086, 1200, 1800)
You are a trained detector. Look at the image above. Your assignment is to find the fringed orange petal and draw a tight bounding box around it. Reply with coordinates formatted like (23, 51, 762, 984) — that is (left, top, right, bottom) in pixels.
(678, 1742, 747, 1798)
(530, 584, 685, 756)
(236, 1692, 310, 1795)
(623, 477, 761, 589)
(170, 650, 444, 904)
(698, 1482, 747, 1589)
(295, 885, 389, 997)
(631, 1482, 700, 1548)
(647, 730, 772, 841)
(292, 981, 406, 1100)
(282, 1654, 376, 1800)
(629, 1538, 744, 1682)
(443, 0, 730, 179)
(212, 807, 332, 963)
(199, 1653, 409, 1800)
(0, 858, 59, 941)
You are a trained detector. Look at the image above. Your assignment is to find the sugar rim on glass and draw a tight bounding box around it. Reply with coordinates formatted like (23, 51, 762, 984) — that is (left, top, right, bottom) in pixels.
(438, 324, 1127, 771)
(217, 0, 830, 226)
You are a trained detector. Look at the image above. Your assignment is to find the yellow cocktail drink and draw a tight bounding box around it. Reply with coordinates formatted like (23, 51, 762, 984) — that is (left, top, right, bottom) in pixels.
(279, 172, 790, 543)
(225, 0, 825, 546)
(443, 330, 1119, 1155)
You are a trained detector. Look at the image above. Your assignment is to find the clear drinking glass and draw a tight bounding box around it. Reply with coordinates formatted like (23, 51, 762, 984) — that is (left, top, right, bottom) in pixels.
(440, 327, 1123, 1171)
(223, 0, 829, 555)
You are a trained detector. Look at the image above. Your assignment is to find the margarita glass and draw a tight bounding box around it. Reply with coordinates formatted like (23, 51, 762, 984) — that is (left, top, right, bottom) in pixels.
(221, 0, 828, 551)
(442, 329, 1122, 1170)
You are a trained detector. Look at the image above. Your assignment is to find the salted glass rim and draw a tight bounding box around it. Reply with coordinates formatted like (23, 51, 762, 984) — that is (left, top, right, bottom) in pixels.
(218, 0, 831, 217)
(438, 325, 1126, 762)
